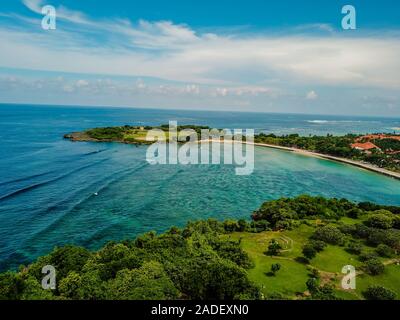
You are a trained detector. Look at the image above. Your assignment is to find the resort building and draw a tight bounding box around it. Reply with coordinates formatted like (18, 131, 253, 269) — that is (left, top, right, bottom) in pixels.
(350, 142, 381, 154)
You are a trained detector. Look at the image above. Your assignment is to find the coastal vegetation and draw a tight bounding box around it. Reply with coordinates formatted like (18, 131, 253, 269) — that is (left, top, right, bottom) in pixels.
(64, 125, 400, 174)
(64, 125, 211, 144)
(254, 133, 400, 173)
(1, 195, 399, 300)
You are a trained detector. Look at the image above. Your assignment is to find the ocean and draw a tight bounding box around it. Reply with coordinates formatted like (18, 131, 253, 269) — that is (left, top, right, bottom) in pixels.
(1, 103, 400, 271)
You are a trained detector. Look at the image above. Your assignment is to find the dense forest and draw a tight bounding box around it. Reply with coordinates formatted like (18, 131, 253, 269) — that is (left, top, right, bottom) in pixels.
(1, 195, 399, 300)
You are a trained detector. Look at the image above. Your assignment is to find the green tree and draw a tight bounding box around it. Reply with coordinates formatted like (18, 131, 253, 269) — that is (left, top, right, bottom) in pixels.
(270, 263, 281, 275)
(58, 271, 83, 299)
(266, 239, 282, 256)
(306, 278, 319, 294)
(375, 244, 394, 258)
(106, 261, 179, 300)
(363, 286, 396, 300)
(223, 220, 239, 233)
(363, 258, 385, 276)
(311, 225, 345, 245)
(237, 219, 248, 232)
(0, 272, 23, 300)
(19, 276, 54, 300)
(365, 212, 394, 229)
(302, 244, 317, 260)
(346, 241, 363, 255)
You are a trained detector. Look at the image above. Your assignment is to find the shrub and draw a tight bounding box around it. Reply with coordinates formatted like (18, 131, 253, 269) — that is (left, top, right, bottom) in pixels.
(223, 220, 239, 233)
(365, 213, 394, 230)
(310, 268, 320, 279)
(363, 258, 385, 276)
(309, 240, 327, 252)
(237, 219, 249, 232)
(375, 244, 394, 258)
(358, 252, 378, 262)
(302, 244, 317, 260)
(86, 127, 125, 140)
(351, 224, 371, 239)
(346, 241, 363, 255)
(338, 224, 356, 235)
(266, 239, 282, 256)
(363, 286, 396, 300)
(346, 208, 362, 219)
(270, 263, 281, 275)
(367, 229, 400, 248)
(306, 278, 319, 293)
(0, 272, 23, 300)
(311, 225, 345, 245)
(393, 216, 400, 229)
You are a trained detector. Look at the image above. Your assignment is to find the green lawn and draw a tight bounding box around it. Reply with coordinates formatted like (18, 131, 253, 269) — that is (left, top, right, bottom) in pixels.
(123, 130, 152, 141)
(225, 218, 399, 300)
(355, 263, 400, 298)
(226, 226, 314, 298)
(312, 244, 362, 273)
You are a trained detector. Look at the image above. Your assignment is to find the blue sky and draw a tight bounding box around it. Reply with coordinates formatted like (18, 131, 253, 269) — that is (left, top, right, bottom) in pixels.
(1, 0, 400, 116)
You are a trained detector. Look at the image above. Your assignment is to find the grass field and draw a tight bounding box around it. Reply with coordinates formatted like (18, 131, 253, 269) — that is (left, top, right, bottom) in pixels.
(123, 129, 153, 141)
(226, 219, 399, 300)
(226, 225, 314, 298)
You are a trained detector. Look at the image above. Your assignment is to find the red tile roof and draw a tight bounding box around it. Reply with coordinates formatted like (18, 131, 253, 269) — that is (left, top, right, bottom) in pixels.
(351, 142, 380, 150)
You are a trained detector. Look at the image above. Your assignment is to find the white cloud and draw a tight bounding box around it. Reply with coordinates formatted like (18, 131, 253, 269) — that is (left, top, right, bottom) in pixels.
(185, 84, 200, 94)
(0, 1, 398, 115)
(1, 17, 400, 90)
(215, 88, 228, 97)
(23, 0, 91, 25)
(62, 85, 74, 93)
(76, 79, 89, 87)
(22, 0, 42, 13)
(306, 90, 318, 100)
(9, 1, 399, 90)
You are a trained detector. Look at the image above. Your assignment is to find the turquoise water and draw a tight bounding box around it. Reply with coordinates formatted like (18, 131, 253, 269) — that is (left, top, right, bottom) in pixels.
(1, 104, 400, 271)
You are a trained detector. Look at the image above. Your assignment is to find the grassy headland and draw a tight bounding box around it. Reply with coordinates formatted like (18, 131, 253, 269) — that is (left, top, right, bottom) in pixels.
(1, 195, 400, 300)
(63, 125, 211, 145)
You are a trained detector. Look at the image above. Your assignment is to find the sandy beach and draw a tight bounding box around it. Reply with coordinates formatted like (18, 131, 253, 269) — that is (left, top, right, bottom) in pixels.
(201, 139, 400, 180)
(251, 142, 400, 180)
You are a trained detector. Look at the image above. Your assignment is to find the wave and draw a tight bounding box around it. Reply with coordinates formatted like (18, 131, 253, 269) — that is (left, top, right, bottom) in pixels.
(0, 159, 108, 202)
(0, 171, 56, 187)
(307, 120, 329, 124)
(83, 149, 107, 156)
(36, 162, 148, 217)
(307, 120, 378, 124)
(23, 162, 149, 244)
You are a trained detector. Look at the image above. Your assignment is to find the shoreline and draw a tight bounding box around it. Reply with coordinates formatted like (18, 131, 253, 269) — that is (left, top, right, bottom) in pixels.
(65, 131, 400, 181)
(201, 139, 400, 180)
(249, 141, 400, 180)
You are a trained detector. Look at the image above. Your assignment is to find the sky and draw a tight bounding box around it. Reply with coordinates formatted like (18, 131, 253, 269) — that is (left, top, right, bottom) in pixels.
(0, 0, 400, 116)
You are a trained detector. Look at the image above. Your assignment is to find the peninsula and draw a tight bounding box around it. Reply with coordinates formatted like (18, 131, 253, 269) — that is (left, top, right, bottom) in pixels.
(64, 125, 400, 179)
